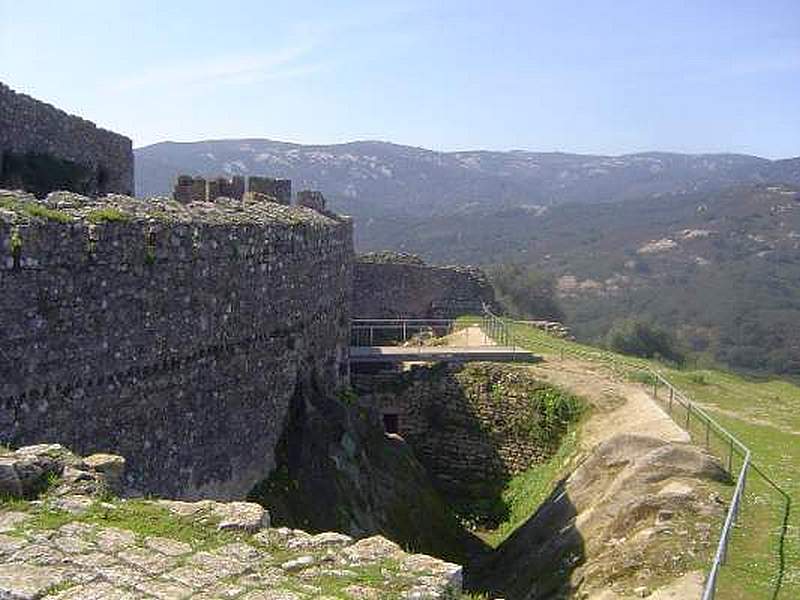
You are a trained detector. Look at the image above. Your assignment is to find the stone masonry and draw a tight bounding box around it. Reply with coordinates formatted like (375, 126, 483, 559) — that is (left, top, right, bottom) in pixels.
(353, 252, 495, 318)
(0, 82, 133, 197)
(0, 444, 463, 599)
(248, 177, 291, 206)
(173, 175, 293, 205)
(354, 363, 573, 492)
(0, 189, 353, 500)
(296, 190, 326, 213)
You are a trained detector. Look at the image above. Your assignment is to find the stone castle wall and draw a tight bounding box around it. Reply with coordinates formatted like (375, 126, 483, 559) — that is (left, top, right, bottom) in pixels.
(0, 191, 353, 500)
(248, 177, 291, 205)
(353, 253, 494, 318)
(0, 82, 133, 197)
(353, 363, 559, 491)
(174, 175, 292, 205)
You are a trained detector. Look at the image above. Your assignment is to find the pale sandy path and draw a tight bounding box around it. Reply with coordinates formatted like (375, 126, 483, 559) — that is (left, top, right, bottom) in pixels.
(462, 325, 702, 599)
(439, 325, 496, 347)
(526, 356, 690, 447)
(454, 325, 688, 447)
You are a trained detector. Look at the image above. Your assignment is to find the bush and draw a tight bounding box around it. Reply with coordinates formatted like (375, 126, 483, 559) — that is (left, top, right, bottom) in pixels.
(489, 264, 564, 321)
(606, 319, 685, 365)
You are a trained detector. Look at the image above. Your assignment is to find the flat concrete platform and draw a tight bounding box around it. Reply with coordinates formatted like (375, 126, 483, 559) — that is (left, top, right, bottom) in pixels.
(349, 345, 540, 363)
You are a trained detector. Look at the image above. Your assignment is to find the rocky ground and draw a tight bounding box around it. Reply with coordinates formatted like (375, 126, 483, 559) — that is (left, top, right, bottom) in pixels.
(0, 444, 463, 600)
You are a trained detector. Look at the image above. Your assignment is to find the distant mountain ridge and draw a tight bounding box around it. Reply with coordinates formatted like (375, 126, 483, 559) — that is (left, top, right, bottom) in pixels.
(134, 139, 800, 219)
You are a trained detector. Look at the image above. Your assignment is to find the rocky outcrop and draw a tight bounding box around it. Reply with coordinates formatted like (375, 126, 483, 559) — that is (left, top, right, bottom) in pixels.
(0, 444, 123, 502)
(0, 442, 464, 599)
(248, 376, 483, 565)
(473, 434, 729, 599)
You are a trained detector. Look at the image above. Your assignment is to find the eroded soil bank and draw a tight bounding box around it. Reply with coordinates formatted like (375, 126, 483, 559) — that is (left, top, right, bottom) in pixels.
(252, 345, 731, 599)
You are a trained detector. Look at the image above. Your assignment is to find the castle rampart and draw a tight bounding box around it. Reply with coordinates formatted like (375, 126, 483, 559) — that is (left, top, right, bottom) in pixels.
(353, 252, 494, 318)
(173, 175, 291, 205)
(0, 82, 134, 197)
(0, 190, 353, 499)
(248, 176, 292, 205)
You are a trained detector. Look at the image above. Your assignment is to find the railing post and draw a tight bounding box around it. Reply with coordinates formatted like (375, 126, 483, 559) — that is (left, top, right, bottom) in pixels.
(402, 321, 407, 342)
(686, 402, 692, 430)
(705, 419, 710, 449)
(728, 438, 734, 474)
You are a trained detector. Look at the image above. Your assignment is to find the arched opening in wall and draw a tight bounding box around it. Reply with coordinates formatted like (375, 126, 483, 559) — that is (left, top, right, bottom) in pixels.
(382, 412, 400, 435)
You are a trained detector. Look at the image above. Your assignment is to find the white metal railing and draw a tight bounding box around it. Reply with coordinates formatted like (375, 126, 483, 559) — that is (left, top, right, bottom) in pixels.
(350, 318, 455, 346)
(481, 303, 514, 347)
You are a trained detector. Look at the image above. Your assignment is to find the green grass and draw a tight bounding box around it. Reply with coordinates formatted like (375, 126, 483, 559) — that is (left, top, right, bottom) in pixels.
(479, 427, 581, 547)
(474, 316, 799, 600)
(21, 499, 240, 551)
(0, 196, 73, 222)
(86, 207, 130, 223)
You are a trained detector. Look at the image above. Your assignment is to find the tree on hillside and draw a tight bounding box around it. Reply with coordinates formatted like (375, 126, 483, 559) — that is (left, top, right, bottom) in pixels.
(606, 319, 685, 365)
(489, 264, 565, 321)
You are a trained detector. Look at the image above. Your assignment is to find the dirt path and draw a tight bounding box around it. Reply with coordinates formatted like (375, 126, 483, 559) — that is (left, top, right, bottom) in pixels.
(526, 356, 690, 448)
(473, 329, 703, 598)
(450, 324, 687, 448)
(440, 325, 496, 347)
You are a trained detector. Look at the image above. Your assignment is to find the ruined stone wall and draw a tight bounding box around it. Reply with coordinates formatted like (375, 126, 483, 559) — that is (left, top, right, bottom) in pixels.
(353, 363, 564, 491)
(249, 177, 292, 205)
(353, 253, 494, 318)
(0, 83, 133, 196)
(0, 191, 352, 500)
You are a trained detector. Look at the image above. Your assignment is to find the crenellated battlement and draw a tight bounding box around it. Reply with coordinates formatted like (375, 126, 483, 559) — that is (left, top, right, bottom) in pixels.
(1, 190, 349, 269)
(173, 174, 292, 205)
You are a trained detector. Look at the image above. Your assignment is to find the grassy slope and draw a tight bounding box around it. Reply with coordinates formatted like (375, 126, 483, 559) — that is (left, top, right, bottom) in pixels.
(496, 320, 799, 600)
(477, 428, 581, 548)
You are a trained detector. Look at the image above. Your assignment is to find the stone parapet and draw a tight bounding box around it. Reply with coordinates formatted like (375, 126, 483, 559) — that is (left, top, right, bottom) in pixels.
(0, 190, 354, 499)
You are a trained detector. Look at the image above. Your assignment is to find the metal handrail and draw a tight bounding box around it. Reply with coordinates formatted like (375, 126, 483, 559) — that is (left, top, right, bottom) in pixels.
(481, 303, 515, 348)
(647, 369, 750, 600)
(493, 317, 763, 599)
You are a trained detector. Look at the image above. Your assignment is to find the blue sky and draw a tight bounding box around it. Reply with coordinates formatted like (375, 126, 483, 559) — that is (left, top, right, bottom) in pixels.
(1, 0, 798, 157)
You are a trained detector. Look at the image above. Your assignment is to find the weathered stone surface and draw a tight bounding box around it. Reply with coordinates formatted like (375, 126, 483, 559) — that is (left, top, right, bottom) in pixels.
(0, 513, 462, 597)
(0, 191, 353, 500)
(50, 581, 142, 600)
(0, 511, 30, 533)
(216, 501, 270, 532)
(353, 253, 494, 318)
(0, 563, 68, 599)
(0, 83, 133, 197)
(280, 555, 315, 572)
(82, 454, 126, 492)
(343, 535, 404, 565)
(156, 499, 270, 532)
(0, 460, 23, 498)
(144, 536, 192, 557)
(0, 444, 117, 502)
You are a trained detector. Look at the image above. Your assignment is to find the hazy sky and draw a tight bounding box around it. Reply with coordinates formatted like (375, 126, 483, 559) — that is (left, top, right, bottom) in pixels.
(1, 1, 798, 157)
